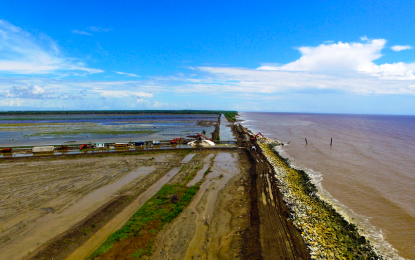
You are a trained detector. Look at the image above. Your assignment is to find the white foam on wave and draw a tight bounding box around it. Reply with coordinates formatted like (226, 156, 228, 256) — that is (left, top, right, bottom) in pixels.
(275, 145, 406, 260)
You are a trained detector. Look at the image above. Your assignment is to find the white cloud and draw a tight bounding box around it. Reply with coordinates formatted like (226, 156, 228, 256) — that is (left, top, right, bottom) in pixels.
(0, 98, 25, 107)
(195, 66, 415, 95)
(1, 36, 415, 109)
(0, 78, 159, 103)
(257, 38, 415, 80)
(360, 35, 369, 41)
(258, 39, 385, 72)
(115, 71, 140, 77)
(32, 85, 45, 94)
(153, 101, 167, 108)
(1, 85, 56, 99)
(0, 20, 102, 74)
(87, 26, 111, 32)
(95, 90, 153, 98)
(391, 45, 412, 52)
(71, 27, 111, 36)
(71, 30, 92, 36)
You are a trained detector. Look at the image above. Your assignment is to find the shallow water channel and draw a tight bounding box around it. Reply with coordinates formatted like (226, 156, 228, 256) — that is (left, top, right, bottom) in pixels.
(67, 167, 182, 259)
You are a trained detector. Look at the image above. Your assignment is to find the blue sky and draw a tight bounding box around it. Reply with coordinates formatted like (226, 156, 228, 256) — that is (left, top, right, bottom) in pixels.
(1, 0, 415, 114)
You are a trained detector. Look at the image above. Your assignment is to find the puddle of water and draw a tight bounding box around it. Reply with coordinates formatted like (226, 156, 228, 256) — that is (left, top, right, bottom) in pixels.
(67, 167, 182, 260)
(204, 153, 238, 217)
(187, 165, 209, 187)
(185, 152, 239, 258)
(187, 154, 215, 187)
(0, 166, 155, 260)
(219, 114, 236, 141)
(136, 154, 173, 162)
(181, 153, 196, 163)
(64, 166, 155, 214)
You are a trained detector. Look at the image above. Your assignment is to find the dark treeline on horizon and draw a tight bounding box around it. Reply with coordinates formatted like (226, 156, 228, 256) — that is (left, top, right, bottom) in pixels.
(0, 110, 237, 116)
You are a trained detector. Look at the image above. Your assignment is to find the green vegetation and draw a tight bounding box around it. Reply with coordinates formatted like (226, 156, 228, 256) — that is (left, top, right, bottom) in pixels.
(0, 110, 236, 116)
(88, 156, 203, 259)
(204, 167, 211, 176)
(224, 112, 238, 122)
(88, 184, 199, 259)
(83, 227, 91, 236)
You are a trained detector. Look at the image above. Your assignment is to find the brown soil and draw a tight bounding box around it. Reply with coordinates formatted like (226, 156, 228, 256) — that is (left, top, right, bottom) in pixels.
(241, 149, 263, 259)
(149, 151, 250, 260)
(196, 119, 219, 127)
(209, 115, 221, 141)
(1, 119, 311, 260)
(28, 195, 134, 260)
(233, 122, 310, 260)
(0, 152, 184, 260)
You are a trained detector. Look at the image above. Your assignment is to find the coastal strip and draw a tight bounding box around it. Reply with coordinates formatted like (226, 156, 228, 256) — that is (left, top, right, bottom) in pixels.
(232, 120, 310, 259)
(256, 138, 381, 259)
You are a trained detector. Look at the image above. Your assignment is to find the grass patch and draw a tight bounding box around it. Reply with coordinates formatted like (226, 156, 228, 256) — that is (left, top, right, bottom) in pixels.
(88, 183, 199, 259)
(224, 112, 238, 122)
(203, 167, 211, 176)
(181, 149, 192, 155)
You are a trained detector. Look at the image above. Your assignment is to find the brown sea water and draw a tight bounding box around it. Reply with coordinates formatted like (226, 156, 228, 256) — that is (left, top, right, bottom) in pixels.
(240, 112, 415, 259)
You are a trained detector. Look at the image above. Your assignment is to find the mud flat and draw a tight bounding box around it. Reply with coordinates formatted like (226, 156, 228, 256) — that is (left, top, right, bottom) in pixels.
(77, 121, 311, 260)
(66, 167, 182, 260)
(149, 151, 250, 260)
(0, 114, 320, 260)
(82, 151, 249, 260)
(0, 151, 188, 260)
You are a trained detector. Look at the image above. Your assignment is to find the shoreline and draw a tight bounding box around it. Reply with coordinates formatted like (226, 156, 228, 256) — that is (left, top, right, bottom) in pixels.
(231, 122, 311, 259)
(238, 112, 414, 259)
(258, 140, 379, 259)
(236, 114, 384, 259)
(273, 145, 406, 260)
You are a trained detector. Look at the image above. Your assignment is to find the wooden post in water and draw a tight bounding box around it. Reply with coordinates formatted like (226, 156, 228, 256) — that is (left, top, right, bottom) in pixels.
(330, 138, 332, 146)
(305, 138, 308, 145)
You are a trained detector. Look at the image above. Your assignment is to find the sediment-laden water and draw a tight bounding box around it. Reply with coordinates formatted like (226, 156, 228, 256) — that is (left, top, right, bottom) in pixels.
(240, 112, 415, 259)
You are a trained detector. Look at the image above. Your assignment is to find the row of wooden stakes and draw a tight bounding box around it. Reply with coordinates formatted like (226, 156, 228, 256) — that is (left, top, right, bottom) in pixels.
(304, 138, 333, 145)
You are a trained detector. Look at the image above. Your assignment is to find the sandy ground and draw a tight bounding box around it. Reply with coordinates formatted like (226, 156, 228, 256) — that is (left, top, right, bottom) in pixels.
(0, 153, 183, 260)
(149, 151, 250, 260)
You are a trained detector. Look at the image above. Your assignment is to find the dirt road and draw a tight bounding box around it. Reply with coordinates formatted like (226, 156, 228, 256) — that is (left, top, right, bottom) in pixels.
(234, 123, 310, 260)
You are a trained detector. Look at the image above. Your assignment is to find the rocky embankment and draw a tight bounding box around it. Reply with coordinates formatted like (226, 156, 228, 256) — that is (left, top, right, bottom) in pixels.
(257, 138, 381, 260)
